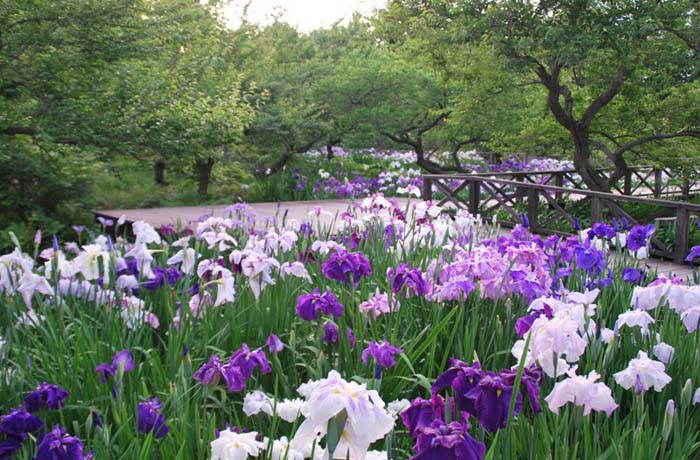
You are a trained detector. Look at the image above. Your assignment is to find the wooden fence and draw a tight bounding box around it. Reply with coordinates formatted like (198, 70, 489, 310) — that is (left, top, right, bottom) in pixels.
(461, 166, 700, 199)
(422, 173, 700, 263)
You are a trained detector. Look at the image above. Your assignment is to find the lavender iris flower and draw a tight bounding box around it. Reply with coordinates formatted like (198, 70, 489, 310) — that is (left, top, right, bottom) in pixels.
(97, 217, 114, 227)
(137, 398, 169, 438)
(265, 334, 284, 354)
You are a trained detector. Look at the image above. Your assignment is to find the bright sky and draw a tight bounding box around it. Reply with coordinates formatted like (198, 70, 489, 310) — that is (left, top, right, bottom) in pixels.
(222, 0, 387, 32)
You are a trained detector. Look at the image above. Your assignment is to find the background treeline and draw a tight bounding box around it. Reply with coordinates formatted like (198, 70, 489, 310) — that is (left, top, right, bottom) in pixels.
(1, 0, 699, 245)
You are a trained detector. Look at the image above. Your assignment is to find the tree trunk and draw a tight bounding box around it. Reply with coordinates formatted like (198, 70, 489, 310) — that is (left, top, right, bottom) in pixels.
(571, 129, 609, 192)
(154, 158, 166, 185)
(196, 158, 215, 197)
(326, 144, 334, 161)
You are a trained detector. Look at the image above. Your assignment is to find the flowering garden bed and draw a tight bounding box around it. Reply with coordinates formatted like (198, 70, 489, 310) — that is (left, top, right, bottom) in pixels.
(2, 194, 700, 459)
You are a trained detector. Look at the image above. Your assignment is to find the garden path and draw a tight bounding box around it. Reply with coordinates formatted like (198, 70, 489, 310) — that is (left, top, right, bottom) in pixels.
(95, 199, 695, 279)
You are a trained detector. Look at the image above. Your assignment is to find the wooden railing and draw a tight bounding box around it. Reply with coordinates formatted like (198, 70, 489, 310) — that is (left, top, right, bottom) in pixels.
(461, 166, 700, 199)
(422, 174, 700, 263)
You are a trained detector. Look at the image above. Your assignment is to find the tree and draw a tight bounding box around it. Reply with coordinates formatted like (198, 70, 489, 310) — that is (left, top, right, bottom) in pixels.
(383, 0, 700, 190)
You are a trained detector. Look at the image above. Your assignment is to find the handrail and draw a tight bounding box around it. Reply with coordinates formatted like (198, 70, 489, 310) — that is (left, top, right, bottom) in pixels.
(423, 175, 700, 211)
(422, 174, 700, 263)
(462, 165, 663, 178)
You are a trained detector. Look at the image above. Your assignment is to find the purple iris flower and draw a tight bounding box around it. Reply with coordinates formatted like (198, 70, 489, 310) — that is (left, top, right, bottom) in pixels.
(295, 288, 344, 321)
(265, 334, 284, 354)
(97, 216, 114, 227)
(401, 396, 446, 436)
(388, 263, 431, 297)
(432, 359, 484, 415)
(3, 401, 48, 450)
(193, 356, 227, 386)
(143, 267, 166, 290)
(499, 366, 543, 414)
(96, 350, 135, 383)
(622, 267, 644, 283)
(321, 250, 372, 287)
(35, 425, 84, 460)
(465, 372, 521, 432)
(588, 223, 615, 240)
(95, 363, 115, 383)
(627, 224, 655, 251)
(322, 322, 355, 347)
(159, 224, 177, 237)
(520, 213, 529, 229)
(166, 267, 182, 285)
(72, 225, 85, 234)
(412, 420, 486, 460)
(514, 304, 553, 337)
(574, 242, 605, 275)
(686, 246, 700, 263)
(573, 217, 581, 232)
(0, 435, 25, 458)
(137, 398, 169, 438)
(23, 382, 69, 413)
(361, 340, 403, 369)
(0, 408, 43, 438)
(299, 222, 314, 238)
(91, 410, 103, 429)
(228, 343, 272, 381)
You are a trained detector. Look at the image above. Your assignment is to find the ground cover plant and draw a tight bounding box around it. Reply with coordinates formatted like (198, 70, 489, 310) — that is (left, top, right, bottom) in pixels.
(2, 194, 700, 459)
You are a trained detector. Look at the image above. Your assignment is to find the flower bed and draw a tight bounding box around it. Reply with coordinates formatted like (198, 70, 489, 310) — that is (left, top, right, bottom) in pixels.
(1, 194, 700, 459)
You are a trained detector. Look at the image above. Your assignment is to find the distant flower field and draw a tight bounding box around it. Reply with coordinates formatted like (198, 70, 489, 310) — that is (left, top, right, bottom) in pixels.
(2, 193, 700, 460)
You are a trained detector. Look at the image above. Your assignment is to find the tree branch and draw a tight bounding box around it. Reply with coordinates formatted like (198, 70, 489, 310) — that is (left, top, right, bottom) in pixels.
(2, 126, 79, 144)
(612, 130, 700, 157)
(580, 66, 631, 128)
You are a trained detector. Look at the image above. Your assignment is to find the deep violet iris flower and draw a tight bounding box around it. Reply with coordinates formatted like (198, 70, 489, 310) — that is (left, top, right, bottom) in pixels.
(321, 249, 372, 287)
(295, 288, 344, 321)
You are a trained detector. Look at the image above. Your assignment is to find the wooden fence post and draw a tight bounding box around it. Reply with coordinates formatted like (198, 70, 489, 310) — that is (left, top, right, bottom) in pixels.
(468, 180, 480, 216)
(674, 206, 689, 264)
(654, 169, 663, 197)
(624, 169, 632, 195)
(527, 188, 539, 232)
(423, 177, 432, 201)
(554, 173, 563, 201)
